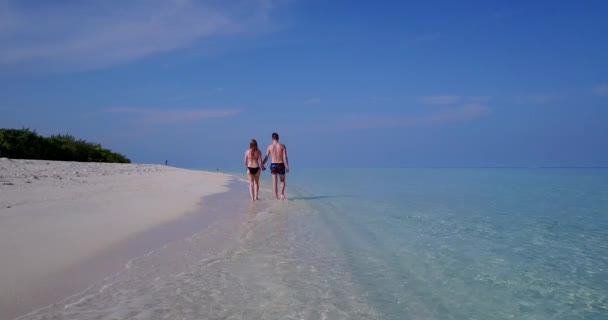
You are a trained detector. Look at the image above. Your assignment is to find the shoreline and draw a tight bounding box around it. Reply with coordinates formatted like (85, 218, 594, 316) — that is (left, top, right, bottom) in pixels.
(15, 180, 252, 320)
(15, 174, 382, 320)
(0, 159, 237, 319)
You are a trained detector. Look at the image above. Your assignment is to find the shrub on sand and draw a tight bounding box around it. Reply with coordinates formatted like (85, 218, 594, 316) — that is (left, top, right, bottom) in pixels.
(0, 128, 130, 163)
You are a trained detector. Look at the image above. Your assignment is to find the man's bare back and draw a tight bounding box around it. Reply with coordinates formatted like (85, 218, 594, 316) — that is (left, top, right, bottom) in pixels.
(267, 142, 286, 164)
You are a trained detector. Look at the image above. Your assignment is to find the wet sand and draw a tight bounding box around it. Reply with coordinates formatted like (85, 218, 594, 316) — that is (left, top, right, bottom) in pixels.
(0, 159, 232, 319)
(14, 181, 380, 320)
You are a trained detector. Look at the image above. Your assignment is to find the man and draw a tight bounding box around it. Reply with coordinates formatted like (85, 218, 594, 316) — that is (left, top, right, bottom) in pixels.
(262, 132, 289, 200)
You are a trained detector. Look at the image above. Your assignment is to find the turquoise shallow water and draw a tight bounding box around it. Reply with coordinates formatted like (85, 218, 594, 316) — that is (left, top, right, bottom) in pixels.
(18, 169, 608, 319)
(289, 168, 608, 319)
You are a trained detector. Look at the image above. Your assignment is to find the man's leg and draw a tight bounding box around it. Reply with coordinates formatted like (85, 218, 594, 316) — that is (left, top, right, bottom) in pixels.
(272, 173, 279, 199)
(280, 174, 286, 200)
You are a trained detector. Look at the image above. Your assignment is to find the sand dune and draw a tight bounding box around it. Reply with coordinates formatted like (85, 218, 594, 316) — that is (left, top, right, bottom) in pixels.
(0, 159, 231, 319)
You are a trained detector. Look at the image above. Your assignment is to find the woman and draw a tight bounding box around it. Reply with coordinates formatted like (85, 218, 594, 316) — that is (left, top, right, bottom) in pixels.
(244, 139, 263, 201)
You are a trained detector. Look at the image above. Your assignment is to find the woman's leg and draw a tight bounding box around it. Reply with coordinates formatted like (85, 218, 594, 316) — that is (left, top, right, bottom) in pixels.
(254, 171, 261, 200)
(247, 171, 255, 202)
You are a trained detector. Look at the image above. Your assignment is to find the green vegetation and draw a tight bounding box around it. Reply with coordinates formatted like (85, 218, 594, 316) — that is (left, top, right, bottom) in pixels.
(0, 128, 130, 163)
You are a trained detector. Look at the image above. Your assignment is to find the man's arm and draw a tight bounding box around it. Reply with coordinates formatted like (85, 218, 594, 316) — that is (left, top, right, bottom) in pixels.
(257, 150, 263, 169)
(262, 147, 270, 166)
(283, 145, 289, 173)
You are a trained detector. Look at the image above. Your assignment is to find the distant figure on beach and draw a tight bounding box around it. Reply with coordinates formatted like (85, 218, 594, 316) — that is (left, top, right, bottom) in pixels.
(262, 132, 289, 200)
(244, 139, 262, 202)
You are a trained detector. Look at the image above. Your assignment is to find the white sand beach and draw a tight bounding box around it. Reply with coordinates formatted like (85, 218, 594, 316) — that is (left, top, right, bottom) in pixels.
(0, 159, 231, 319)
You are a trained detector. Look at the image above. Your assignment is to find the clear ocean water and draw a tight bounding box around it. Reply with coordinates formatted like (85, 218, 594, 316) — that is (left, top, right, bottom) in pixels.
(288, 168, 608, 319)
(20, 169, 608, 320)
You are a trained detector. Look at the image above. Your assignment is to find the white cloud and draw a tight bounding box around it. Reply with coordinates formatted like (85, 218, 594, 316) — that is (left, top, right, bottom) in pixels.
(594, 83, 608, 97)
(528, 94, 557, 104)
(418, 95, 461, 105)
(343, 104, 491, 129)
(469, 96, 493, 103)
(106, 107, 240, 125)
(0, 0, 278, 71)
(515, 94, 557, 105)
(304, 98, 321, 104)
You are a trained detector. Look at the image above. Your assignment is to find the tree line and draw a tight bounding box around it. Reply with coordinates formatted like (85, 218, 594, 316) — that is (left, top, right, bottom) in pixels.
(0, 128, 130, 163)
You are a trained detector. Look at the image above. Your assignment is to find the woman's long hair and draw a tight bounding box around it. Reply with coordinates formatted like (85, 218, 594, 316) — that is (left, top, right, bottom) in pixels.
(249, 139, 259, 158)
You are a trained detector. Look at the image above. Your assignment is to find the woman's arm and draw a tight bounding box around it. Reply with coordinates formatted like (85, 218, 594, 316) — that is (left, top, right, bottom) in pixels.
(243, 151, 249, 169)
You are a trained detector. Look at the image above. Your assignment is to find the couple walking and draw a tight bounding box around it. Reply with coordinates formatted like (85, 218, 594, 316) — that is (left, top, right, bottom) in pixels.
(244, 132, 289, 202)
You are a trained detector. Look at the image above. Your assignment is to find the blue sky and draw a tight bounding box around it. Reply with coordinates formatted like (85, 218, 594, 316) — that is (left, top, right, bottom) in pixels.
(1, 0, 607, 168)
